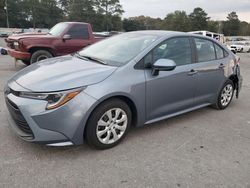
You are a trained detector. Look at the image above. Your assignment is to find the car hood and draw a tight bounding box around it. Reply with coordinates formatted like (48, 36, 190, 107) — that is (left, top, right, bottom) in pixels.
(10, 56, 117, 92)
(7, 33, 54, 41)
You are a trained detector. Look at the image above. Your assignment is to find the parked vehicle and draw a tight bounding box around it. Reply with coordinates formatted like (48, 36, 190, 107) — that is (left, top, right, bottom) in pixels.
(189, 30, 225, 44)
(5, 22, 104, 65)
(230, 42, 250, 53)
(0, 32, 9, 38)
(0, 47, 8, 55)
(227, 45, 237, 54)
(4, 31, 242, 149)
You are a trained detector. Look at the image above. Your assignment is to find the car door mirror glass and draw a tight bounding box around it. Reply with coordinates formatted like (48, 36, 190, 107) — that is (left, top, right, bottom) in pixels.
(152, 59, 176, 76)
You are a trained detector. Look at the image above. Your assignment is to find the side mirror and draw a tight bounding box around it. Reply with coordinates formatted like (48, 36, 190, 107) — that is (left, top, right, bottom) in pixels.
(152, 59, 176, 76)
(63, 34, 71, 40)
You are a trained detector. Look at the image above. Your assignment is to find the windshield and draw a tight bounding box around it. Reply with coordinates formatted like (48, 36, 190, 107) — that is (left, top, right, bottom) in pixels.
(49, 23, 69, 36)
(78, 33, 159, 66)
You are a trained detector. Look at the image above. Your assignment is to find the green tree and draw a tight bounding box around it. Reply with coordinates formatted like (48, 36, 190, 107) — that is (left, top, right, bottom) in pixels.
(95, 0, 124, 31)
(123, 18, 146, 31)
(189, 7, 210, 30)
(21, 0, 63, 28)
(163, 11, 190, 31)
(239, 21, 250, 36)
(67, 0, 96, 23)
(0, 0, 6, 27)
(223, 12, 240, 36)
(207, 20, 220, 33)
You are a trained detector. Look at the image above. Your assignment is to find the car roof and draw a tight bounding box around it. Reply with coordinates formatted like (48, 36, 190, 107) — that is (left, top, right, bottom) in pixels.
(128, 30, 186, 37)
(127, 30, 215, 39)
(59, 22, 89, 25)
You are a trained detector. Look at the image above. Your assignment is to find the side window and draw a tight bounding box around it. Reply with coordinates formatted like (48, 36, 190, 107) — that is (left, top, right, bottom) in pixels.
(195, 38, 216, 62)
(67, 24, 89, 39)
(214, 43, 224, 59)
(152, 37, 192, 66)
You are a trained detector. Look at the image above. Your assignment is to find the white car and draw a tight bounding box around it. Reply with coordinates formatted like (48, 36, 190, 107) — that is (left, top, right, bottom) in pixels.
(230, 42, 250, 53)
(226, 45, 237, 54)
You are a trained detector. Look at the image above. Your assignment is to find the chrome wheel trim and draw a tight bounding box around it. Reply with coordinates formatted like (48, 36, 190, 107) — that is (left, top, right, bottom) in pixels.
(37, 55, 48, 62)
(96, 108, 128, 145)
(220, 84, 233, 107)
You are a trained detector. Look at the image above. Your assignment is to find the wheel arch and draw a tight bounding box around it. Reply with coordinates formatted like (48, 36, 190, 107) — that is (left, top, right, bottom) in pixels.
(28, 46, 55, 56)
(228, 74, 238, 89)
(87, 95, 138, 128)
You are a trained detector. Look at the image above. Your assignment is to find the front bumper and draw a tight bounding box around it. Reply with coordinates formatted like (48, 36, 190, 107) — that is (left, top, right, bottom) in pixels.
(4, 81, 97, 145)
(7, 48, 31, 60)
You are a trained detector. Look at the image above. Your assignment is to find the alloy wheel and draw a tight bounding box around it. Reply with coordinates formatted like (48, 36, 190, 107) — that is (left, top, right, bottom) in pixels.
(96, 108, 128, 144)
(220, 84, 233, 107)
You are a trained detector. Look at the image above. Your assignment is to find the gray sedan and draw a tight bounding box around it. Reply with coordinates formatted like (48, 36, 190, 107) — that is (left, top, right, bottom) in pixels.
(4, 31, 242, 149)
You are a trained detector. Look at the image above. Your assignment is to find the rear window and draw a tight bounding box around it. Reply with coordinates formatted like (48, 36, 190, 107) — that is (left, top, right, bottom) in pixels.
(195, 38, 216, 62)
(214, 43, 224, 59)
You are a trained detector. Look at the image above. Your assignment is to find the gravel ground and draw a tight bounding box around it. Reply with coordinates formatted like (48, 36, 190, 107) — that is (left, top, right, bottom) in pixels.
(0, 38, 250, 188)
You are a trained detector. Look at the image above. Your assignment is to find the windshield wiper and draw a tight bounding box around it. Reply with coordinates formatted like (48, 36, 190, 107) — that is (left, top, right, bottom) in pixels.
(80, 55, 107, 65)
(74, 53, 107, 65)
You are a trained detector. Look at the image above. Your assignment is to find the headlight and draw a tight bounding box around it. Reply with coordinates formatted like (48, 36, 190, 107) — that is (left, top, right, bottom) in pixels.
(19, 88, 83, 110)
(13, 41, 19, 46)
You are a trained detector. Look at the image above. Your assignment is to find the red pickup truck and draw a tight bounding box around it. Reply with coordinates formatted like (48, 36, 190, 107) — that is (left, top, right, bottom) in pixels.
(5, 22, 104, 64)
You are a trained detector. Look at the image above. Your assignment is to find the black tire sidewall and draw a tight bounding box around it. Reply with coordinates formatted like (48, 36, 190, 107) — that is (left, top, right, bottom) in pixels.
(21, 60, 30, 65)
(30, 50, 52, 64)
(217, 80, 234, 110)
(85, 99, 132, 149)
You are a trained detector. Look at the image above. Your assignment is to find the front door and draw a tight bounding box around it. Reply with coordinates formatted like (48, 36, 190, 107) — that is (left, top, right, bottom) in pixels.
(59, 24, 91, 55)
(145, 37, 197, 122)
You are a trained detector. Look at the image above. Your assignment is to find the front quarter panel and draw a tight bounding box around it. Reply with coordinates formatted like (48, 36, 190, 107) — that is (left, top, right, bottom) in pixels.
(84, 63, 146, 126)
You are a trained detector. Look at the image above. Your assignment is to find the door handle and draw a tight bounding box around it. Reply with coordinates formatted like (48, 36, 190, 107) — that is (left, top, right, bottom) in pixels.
(188, 69, 198, 76)
(219, 64, 225, 69)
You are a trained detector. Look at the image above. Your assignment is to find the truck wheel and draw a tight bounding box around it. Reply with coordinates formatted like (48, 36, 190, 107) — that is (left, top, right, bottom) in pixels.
(30, 50, 52, 64)
(21, 60, 30, 65)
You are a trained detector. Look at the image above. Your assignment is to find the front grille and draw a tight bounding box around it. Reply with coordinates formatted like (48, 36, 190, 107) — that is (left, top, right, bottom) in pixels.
(6, 41, 15, 49)
(6, 98, 34, 137)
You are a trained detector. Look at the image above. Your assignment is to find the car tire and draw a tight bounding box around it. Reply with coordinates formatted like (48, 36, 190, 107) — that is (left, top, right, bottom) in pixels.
(21, 60, 30, 65)
(30, 50, 52, 64)
(85, 99, 132, 150)
(213, 80, 234, 110)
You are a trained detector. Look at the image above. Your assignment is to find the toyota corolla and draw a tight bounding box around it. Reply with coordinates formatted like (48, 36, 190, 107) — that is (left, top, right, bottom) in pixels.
(4, 31, 242, 149)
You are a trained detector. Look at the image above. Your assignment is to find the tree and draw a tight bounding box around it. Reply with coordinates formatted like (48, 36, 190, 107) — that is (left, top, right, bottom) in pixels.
(189, 7, 210, 30)
(67, 0, 96, 23)
(20, 0, 63, 28)
(239, 21, 250, 36)
(95, 0, 124, 31)
(163, 11, 190, 31)
(0, 0, 6, 27)
(223, 12, 240, 36)
(207, 20, 220, 33)
(123, 18, 145, 31)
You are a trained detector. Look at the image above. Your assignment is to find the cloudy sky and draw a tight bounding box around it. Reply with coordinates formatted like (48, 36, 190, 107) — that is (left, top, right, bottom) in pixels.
(120, 0, 250, 22)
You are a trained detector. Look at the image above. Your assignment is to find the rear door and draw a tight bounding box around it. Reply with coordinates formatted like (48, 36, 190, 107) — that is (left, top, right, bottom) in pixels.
(145, 37, 198, 122)
(192, 37, 227, 105)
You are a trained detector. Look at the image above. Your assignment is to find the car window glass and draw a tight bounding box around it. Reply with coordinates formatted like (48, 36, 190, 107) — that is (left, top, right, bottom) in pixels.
(195, 38, 216, 62)
(153, 37, 192, 66)
(214, 43, 224, 59)
(144, 52, 153, 68)
(67, 24, 89, 39)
